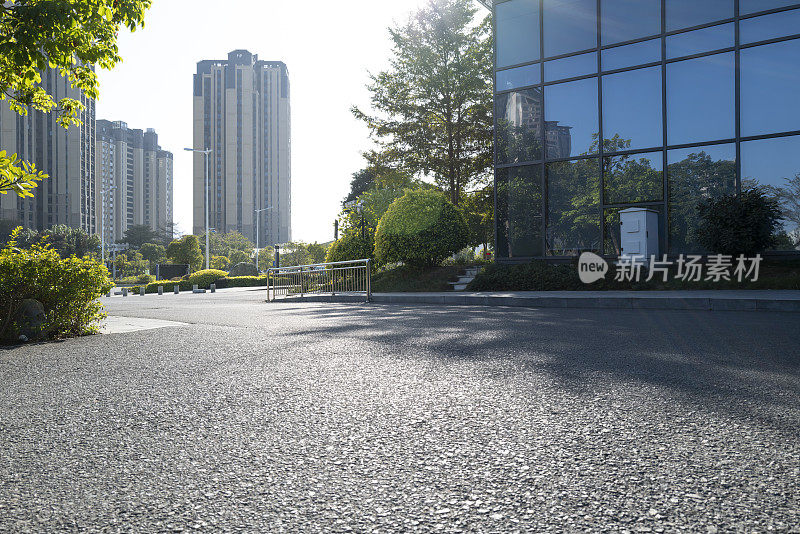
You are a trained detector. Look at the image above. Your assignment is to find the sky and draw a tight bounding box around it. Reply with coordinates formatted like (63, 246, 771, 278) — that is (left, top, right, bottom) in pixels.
(97, 0, 485, 243)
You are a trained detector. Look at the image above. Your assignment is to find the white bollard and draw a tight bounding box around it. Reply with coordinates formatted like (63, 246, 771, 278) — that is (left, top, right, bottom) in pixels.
(174, 285, 179, 295)
(140, 287, 145, 297)
(122, 288, 128, 297)
(158, 286, 164, 296)
(210, 284, 216, 293)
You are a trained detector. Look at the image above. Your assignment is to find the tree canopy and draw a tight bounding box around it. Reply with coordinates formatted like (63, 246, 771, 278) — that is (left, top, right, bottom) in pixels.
(352, 0, 492, 206)
(0, 0, 152, 196)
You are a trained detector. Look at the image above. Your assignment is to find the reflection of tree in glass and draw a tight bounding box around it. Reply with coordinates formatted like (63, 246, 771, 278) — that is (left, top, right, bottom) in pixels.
(546, 158, 600, 256)
(497, 167, 542, 258)
(668, 152, 736, 254)
(745, 173, 800, 250)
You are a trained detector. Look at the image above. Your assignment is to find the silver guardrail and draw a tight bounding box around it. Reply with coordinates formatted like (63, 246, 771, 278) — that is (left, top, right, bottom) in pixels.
(266, 259, 372, 303)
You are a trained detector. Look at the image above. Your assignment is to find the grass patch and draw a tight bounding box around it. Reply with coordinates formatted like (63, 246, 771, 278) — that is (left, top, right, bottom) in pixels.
(371, 265, 465, 292)
(467, 258, 800, 292)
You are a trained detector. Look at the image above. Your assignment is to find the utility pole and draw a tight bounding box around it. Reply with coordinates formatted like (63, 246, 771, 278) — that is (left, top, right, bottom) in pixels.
(184, 147, 213, 270)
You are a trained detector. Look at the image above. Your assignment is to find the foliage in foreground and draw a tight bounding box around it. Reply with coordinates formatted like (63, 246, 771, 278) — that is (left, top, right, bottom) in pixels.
(697, 188, 784, 256)
(0, 0, 152, 196)
(0, 230, 113, 341)
(375, 190, 469, 267)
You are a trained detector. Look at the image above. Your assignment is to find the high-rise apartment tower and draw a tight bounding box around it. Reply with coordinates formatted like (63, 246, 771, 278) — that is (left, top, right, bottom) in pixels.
(192, 50, 291, 246)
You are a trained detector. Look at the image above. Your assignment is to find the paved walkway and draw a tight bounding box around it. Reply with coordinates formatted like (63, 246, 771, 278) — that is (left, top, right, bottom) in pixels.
(284, 290, 800, 312)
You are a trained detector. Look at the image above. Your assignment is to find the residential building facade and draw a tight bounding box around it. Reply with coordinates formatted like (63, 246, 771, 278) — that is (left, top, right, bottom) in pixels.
(95, 120, 174, 244)
(192, 49, 291, 246)
(493, 0, 800, 260)
(0, 68, 96, 233)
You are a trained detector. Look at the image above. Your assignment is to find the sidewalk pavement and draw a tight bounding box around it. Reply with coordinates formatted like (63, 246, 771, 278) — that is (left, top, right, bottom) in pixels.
(280, 290, 800, 312)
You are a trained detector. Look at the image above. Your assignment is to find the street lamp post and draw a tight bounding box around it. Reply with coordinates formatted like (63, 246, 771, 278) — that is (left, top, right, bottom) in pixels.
(254, 206, 274, 273)
(184, 147, 213, 270)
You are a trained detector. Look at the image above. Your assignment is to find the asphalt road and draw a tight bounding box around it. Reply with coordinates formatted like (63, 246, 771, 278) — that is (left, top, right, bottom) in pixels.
(1, 289, 799, 532)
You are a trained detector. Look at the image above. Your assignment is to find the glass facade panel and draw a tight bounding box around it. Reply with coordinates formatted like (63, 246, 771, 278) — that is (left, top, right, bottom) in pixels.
(602, 39, 661, 71)
(666, 23, 734, 59)
(544, 78, 599, 159)
(496, 165, 544, 258)
(604, 151, 664, 204)
(543, 0, 597, 58)
(604, 206, 665, 255)
(741, 8, 800, 44)
(602, 66, 663, 152)
(544, 52, 597, 82)
(546, 159, 601, 255)
(667, 144, 737, 254)
(666, 0, 734, 31)
(667, 53, 735, 145)
(496, 64, 541, 92)
(740, 0, 800, 15)
(496, 0, 541, 68)
(741, 39, 800, 137)
(601, 0, 661, 45)
(741, 136, 800, 250)
(496, 89, 543, 164)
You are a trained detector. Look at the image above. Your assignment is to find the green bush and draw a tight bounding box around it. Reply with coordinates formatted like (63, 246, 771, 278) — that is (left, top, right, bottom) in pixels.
(116, 274, 155, 285)
(214, 275, 269, 289)
(375, 190, 469, 268)
(325, 231, 374, 264)
(139, 280, 193, 294)
(187, 269, 228, 289)
(229, 262, 258, 277)
(0, 230, 114, 340)
(697, 188, 783, 256)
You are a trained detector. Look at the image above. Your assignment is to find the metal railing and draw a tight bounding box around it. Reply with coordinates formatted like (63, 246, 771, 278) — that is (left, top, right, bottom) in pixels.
(266, 259, 372, 302)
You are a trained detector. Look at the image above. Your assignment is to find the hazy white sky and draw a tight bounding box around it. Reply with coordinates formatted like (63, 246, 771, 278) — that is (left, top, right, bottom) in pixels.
(96, 0, 484, 243)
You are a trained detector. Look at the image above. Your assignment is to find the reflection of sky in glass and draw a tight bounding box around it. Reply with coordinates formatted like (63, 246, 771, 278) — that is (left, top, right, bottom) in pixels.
(741, 9, 800, 44)
(601, 0, 661, 45)
(544, 52, 597, 82)
(741, 136, 800, 188)
(543, 0, 597, 58)
(667, 143, 735, 166)
(496, 0, 540, 67)
(496, 64, 541, 92)
(545, 78, 599, 158)
(666, 0, 734, 31)
(603, 66, 663, 151)
(602, 39, 661, 71)
(666, 23, 734, 59)
(740, 0, 800, 15)
(667, 53, 735, 145)
(741, 39, 800, 137)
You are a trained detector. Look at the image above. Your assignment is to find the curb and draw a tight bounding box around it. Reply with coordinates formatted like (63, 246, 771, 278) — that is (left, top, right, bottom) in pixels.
(279, 293, 800, 312)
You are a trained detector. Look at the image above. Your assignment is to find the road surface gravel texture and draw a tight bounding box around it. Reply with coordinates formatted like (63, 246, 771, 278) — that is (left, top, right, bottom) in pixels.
(0, 289, 798, 533)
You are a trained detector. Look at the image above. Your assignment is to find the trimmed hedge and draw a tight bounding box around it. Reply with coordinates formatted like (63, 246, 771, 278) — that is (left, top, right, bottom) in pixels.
(375, 190, 469, 268)
(187, 269, 228, 288)
(325, 231, 374, 264)
(132, 275, 271, 294)
(229, 262, 258, 277)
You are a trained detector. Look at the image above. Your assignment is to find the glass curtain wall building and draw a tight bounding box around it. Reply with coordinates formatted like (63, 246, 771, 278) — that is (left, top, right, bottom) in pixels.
(494, 0, 800, 260)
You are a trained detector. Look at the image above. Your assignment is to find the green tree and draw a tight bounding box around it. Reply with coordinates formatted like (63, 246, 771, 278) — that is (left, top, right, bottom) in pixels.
(698, 188, 783, 256)
(166, 235, 203, 272)
(0, 0, 151, 196)
(139, 243, 166, 265)
(352, 0, 493, 205)
(461, 185, 493, 251)
(344, 168, 377, 204)
(119, 224, 159, 249)
(40, 225, 100, 258)
(210, 255, 229, 270)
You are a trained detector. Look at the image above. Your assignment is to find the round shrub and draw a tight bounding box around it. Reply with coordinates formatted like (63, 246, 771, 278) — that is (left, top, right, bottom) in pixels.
(375, 190, 469, 268)
(697, 188, 783, 256)
(187, 269, 228, 289)
(228, 262, 258, 277)
(325, 231, 374, 264)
